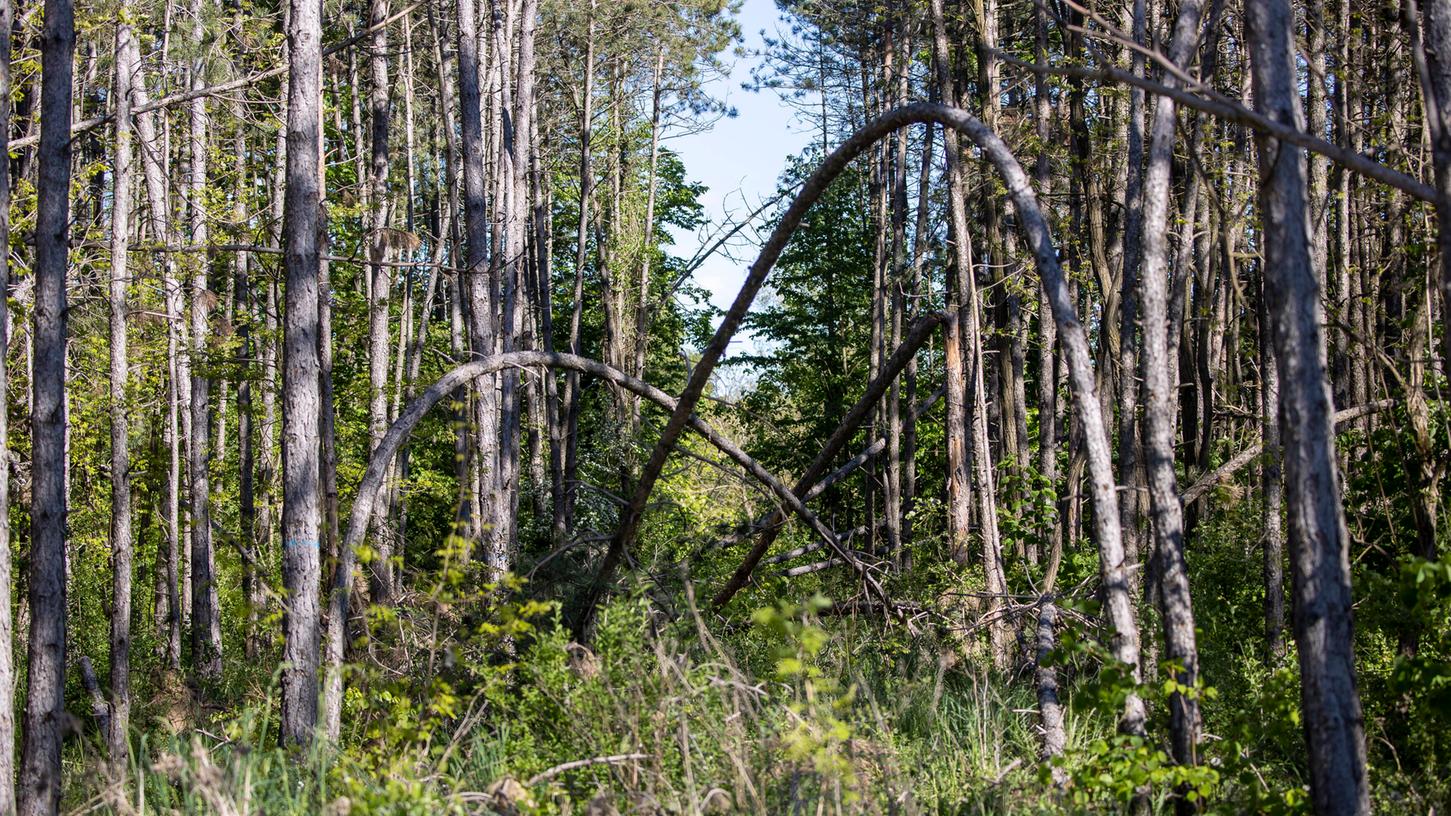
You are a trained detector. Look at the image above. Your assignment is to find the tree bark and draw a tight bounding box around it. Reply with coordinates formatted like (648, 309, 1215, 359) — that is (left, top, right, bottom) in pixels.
(1118, 0, 1148, 600)
(187, 0, 221, 683)
(18, 0, 73, 807)
(1136, 0, 1207, 776)
(457, 0, 501, 570)
(1423, 0, 1451, 371)
(630, 47, 665, 432)
(366, 0, 396, 606)
(279, 0, 323, 746)
(0, 0, 13, 801)
(1260, 274, 1286, 660)
(560, 2, 596, 541)
(108, 14, 137, 763)
(1246, 1, 1370, 810)
(930, 0, 1009, 672)
(1033, 0, 1058, 568)
(120, 23, 184, 671)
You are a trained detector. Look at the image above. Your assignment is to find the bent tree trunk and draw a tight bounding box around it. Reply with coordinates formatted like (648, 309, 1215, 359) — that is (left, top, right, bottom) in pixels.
(279, 0, 324, 747)
(711, 312, 946, 608)
(578, 102, 1144, 739)
(319, 350, 900, 738)
(1246, 1, 1370, 812)
(19, 0, 74, 809)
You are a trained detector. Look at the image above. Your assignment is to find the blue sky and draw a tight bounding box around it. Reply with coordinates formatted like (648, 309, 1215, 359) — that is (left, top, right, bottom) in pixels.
(663, 0, 815, 375)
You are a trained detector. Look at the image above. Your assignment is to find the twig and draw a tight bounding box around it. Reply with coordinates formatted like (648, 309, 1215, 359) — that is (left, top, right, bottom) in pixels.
(525, 753, 650, 786)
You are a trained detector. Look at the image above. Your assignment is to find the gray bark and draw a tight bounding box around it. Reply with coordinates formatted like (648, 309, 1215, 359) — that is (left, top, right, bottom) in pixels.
(120, 26, 184, 671)
(457, 0, 501, 566)
(108, 15, 138, 763)
(366, 0, 396, 605)
(1136, 0, 1207, 775)
(630, 48, 665, 431)
(0, 0, 14, 802)
(929, 0, 1009, 671)
(1246, 0, 1370, 810)
(187, 0, 221, 683)
(1261, 288, 1286, 659)
(1035, 602, 1068, 784)
(1415, 0, 1451, 415)
(560, 2, 595, 541)
(279, 0, 324, 746)
(18, 0, 73, 808)
(1118, 0, 1147, 599)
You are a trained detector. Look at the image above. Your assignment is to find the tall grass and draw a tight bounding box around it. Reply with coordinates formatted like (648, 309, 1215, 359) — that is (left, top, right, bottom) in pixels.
(64, 592, 1118, 815)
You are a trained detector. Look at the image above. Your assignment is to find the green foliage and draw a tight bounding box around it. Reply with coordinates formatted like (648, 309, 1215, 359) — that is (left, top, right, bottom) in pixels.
(734, 152, 876, 489)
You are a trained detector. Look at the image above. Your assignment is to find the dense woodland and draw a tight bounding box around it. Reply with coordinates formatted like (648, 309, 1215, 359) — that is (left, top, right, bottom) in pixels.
(0, 0, 1444, 811)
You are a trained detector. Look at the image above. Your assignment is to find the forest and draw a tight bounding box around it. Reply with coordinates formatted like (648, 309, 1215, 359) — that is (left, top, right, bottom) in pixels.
(0, 0, 1444, 811)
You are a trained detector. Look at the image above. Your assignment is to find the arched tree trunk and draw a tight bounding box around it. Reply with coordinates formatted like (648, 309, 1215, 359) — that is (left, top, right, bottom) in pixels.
(576, 105, 1142, 741)
(320, 350, 900, 738)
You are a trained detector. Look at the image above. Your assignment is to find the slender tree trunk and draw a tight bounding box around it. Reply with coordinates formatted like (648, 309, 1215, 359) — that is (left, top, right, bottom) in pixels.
(366, 0, 396, 605)
(930, 0, 1009, 673)
(258, 122, 284, 661)
(630, 47, 665, 433)
(1260, 274, 1286, 659)
(1247, 1, 1370, 811)
(107, 15, 137, 763)
(458, 0, 501, 568)
(1119, 0, 1148, 602)
(884, 19, 910, 559)
(0, 0, 14, 801)
(1307, 0, 1330, 281)
(231, 112, 259, 661)
(121, 26, 184, 670)
(530, 106, 563, 550)
(18, 0, 73, 807)
(929, 3, 972, 573)
(1425, 0, 1451, 370)
(1410, 3, 1451, 589)
(318, 197, 341, 612)
(1137, 0, 1207, 778)
(187, 0, 221, 683)
(1035, 601, 1068, 784)
(560, 3, 595, 540)
(425, 0, 472, 540)
(496, 0, 538, 568)
(1033, 0, 1058, 568)
(279, 0, 324, 746)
